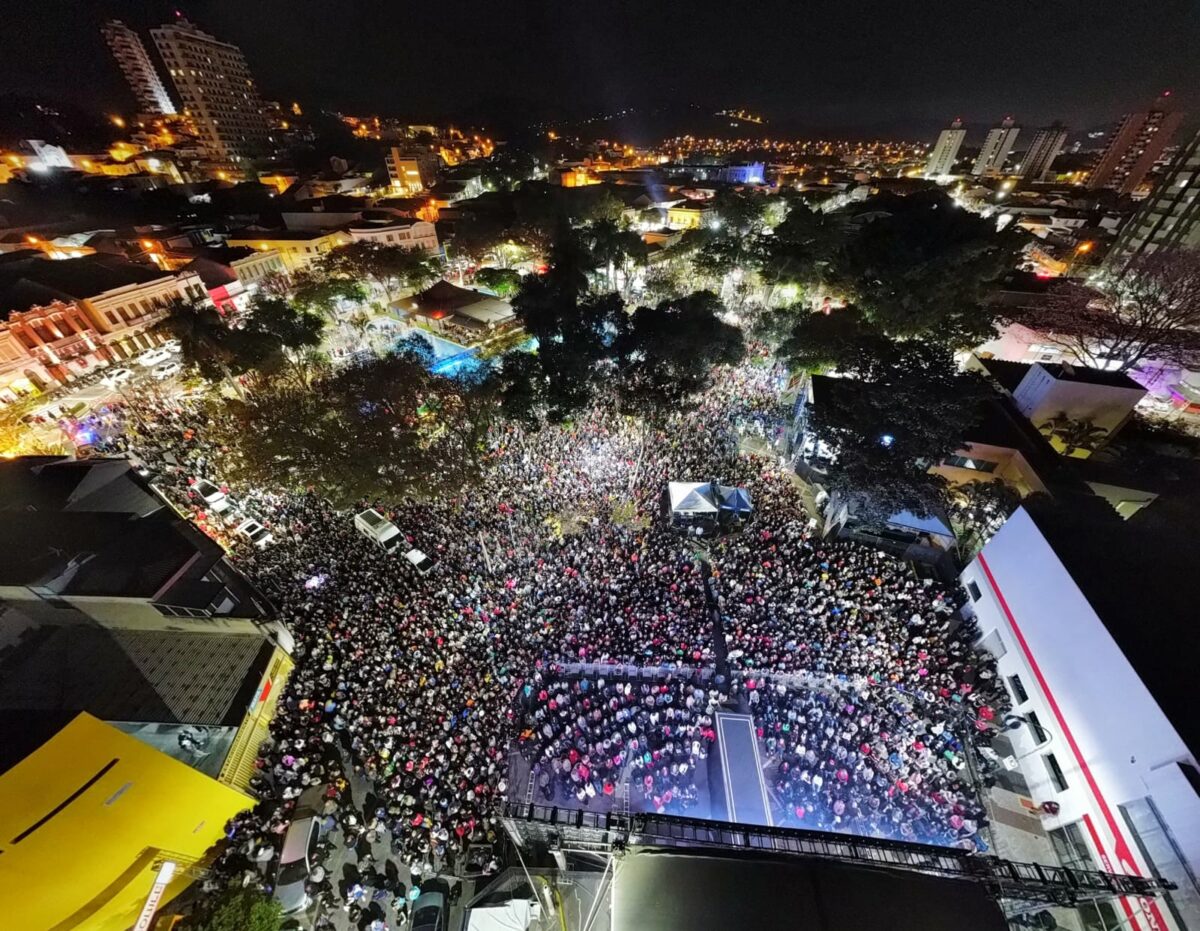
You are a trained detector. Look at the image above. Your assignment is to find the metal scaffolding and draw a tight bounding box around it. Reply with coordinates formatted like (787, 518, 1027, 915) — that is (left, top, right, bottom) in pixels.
(502, 803, 1173, 908)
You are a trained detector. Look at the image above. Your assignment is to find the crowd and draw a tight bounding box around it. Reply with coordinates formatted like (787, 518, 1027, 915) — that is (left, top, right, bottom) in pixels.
(516, 672, 722, 816)
(82, 354, 1008, 923)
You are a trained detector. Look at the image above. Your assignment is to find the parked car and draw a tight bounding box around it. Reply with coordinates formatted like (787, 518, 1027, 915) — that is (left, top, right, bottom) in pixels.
(152, 360, 183, 380)
(101, 367, 135, 388)
(411, 890, 447, 931)
(191, 477, 231, 513)
(236, 517, 273, 548)
(136, 347, 173, 367)
(404, 548, 436, 575)
(161, 338, 182, 353)
(273, 815, 320, 916)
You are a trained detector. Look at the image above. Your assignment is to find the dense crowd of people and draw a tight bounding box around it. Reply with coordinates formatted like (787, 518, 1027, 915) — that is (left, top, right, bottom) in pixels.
(86, 354, 1008, 923)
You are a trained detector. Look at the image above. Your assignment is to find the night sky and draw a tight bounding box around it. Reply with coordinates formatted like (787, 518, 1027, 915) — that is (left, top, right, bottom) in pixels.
(4, 0, 1199, 140)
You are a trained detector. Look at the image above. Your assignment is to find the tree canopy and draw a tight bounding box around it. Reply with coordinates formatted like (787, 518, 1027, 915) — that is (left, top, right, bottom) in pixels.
(614, 291, 745, 419)
(1009, 248, 1200, 373)
(826, 190, 1022, 347)
(320, 241, 440, 304)
(189, 885, 282, 931)
(205, 348, 494, 505)
(806, 327, 990, 517)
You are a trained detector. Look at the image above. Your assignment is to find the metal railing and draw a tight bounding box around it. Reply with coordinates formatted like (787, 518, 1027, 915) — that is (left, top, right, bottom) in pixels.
(501, 803, 1173, 907)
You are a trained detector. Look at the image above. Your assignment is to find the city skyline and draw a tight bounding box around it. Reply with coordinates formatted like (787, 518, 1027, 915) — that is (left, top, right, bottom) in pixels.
(2, 0, 1198, 138)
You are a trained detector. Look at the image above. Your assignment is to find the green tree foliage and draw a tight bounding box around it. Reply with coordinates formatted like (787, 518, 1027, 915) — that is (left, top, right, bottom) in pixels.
(207, 349, 494, 504)
(614, 291, 745, 418)
(808, 334, 990, 517)
(190, 885, 282, 931)
(288, 269, 367, 319)
(827, 190, 1021, 346)
(320, 241, 441, 304)
(585, 218, 649, 293)
(755, 201, 848, 301)
(774, 305, 893, 372)
(1010, 248, 1200, 373)
(948, 478, 1024, 559)
(474, 267, 523, 297)
(154, 297, 248, 395)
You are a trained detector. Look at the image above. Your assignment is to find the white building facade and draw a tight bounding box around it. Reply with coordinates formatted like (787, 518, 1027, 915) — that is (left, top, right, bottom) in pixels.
(973, 117, 1021, 177)
(963, 508, 1200, 931)
(925, 118, 967, 177)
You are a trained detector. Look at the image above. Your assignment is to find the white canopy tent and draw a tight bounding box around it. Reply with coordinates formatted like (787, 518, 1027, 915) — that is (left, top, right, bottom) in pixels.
(667, 481, 719, 515)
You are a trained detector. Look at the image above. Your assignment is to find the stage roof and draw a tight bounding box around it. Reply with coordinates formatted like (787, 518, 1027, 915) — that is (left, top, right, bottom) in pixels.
(611, 848, 1008, 931)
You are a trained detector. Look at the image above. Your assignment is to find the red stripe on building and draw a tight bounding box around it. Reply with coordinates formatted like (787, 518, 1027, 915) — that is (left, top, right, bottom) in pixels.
(977, 553, 1168, 931)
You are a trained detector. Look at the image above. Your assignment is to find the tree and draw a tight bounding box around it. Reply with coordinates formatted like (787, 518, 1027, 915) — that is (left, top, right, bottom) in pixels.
(1037, 413, 1110, 456)
(808, 337, 990, 517)
(206, 350, 493, 504)
(614, 291, 745, 418)
(191, 884, 282, 931)
(288, 269, 366, 320)
(755, 201, 848, 304)
(474, 267, 522, 298)
(503, 226, 618, 422)
(1011, 249, 1200, 373)
(238, 295, 328, 387)
(774, 304, 894, 372)
(827, 190, 1022, 346)
(321, 241, 441, 305)
(585, 218, 648, 294)
(154, 297, 247, 398)
(948, 478, 1023, 559)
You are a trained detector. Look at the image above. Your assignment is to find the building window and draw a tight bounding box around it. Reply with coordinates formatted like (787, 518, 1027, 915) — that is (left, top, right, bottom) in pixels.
(1044, 752, 1069, 792)
(1008, 674, 1030, 704)
(943, 454, 998, 473)
(967, 580, 982, 602)
(1025, 710, 1050, 744)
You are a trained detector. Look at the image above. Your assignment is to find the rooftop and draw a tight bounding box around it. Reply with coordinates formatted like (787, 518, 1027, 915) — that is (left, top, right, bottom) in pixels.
(227, 228, 342, 242)
(0, 600, 274, 774)
(978, 357, 1144, 393)
(1022, 494, 1200, 756)
(0, 253, 169, 316)
(0, 457, 269, 615)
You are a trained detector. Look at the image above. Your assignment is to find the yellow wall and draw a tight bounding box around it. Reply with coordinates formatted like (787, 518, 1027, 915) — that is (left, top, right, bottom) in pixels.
(220, 646, 294, 791)
(0, 713, 253, 931)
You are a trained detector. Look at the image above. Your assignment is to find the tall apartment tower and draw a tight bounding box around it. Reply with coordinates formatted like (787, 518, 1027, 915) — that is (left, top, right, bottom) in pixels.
(1086, 93, 1184, 195)
(924, 118, 967, 177)
(972, 117, 1021, 177)
(151, 17, 273, 167)
(386, 147, 441, 194)
(101, 20, 176, 115)
(1018, 123, 1068, 182)
(1105, 129, 1200, 271)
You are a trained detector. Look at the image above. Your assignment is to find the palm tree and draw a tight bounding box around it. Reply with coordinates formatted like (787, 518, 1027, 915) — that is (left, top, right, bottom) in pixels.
(154, 297, 245, 399)
(1038, 413, 1110, 456)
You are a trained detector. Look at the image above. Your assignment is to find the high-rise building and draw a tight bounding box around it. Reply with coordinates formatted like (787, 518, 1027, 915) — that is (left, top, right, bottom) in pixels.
(924, 118, 967, 177)
(1086, 94, 1183, 195)
(972, 117, 1021, 177)
(151, 17, 273, 167)
(386, 146, 441, 194)
(101, 20, 176, 115)
(1106, 129, 1200, 271)
(1018, 122, 1068, 182)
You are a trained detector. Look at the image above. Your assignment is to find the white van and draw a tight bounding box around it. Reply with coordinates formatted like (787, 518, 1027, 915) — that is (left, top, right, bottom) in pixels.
(354, 508, 403, 553)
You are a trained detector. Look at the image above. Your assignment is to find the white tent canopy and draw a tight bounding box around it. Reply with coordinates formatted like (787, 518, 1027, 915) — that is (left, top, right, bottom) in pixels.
(467, 899, 539, 931)
(668, 481, 719, 514)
